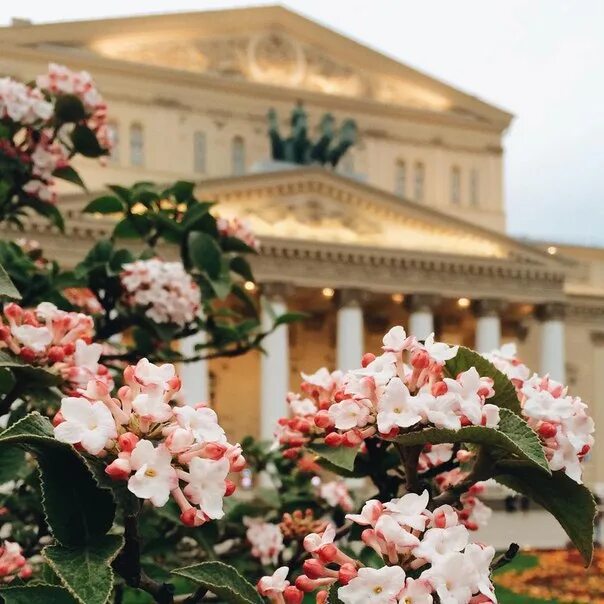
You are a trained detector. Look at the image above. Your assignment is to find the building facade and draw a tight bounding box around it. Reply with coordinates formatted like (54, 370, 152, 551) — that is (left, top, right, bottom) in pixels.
(1, 6, 604, 488)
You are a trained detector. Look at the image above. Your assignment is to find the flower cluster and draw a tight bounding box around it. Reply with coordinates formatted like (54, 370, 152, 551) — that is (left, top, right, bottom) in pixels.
(485, 344, 594, 483)
(244, 517, 285, 566)
(259, 491, 497, 604)
(0, 64, 110, 207)
(277, 327, 499, 455)
(0, 301, 111, 394)
(318, 481, 354, 512)
(120, 259, 202, 327)
(217, 216, 260, 251)
(0, 540, 32, 583)
(53, 359, 244, 526)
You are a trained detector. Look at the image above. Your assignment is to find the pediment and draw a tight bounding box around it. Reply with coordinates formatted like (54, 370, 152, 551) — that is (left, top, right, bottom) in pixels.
(196, 168, 567, 270)
(1, 6, 512, 127)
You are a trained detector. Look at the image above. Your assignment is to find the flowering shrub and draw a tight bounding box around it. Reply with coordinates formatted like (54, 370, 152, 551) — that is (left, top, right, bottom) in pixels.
(0, 64, 110, 226)
(120, 258, 202, 327)
(0, 540, 32, 583)
(53, 358, 244, 525)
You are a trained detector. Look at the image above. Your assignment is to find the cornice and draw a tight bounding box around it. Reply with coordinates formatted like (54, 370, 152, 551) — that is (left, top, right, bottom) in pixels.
(0, 43, 506, 134)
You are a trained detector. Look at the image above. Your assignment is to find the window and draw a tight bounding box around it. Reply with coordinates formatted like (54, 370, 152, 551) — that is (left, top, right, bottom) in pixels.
(394, 160, 406, 197)
(450, 166, 461, 205)
(414, 162, 425, 202)
(193, 131, 206, 174)
(470, 168, 479, 206)
(231, 136, 245, 176)
(106, 122, 119, 164)
(129, 123, 144, 167)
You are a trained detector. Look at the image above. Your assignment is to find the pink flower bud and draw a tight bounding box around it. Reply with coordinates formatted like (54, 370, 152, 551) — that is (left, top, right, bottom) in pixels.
(431, 381, 448, 396)
(411, 349, 430, 369)
(303, 558, 326, 579)
(338, 563, 357, 585)
(52, 411, 65, 427)
(314, 410, 334, 429)
(117, 432, 139, 453)
(105, 457, 131, 481)
(361, 353, 375, 368)
(283, 586, 304, 604)
(342, 430, 363, 447)
(19, 347, 37, 363)
(47, 346, 65, 363)
(538, 422, 558, 438)
(283, 447, 301, 460)
(224, 479, 236, 497)
(4, 303, 22, 322)
(167, 376, 181, 391)
(316, 590, 329, 604)
(324, 432, 343, 447)
(317, 543, 338, 564)
(180, 507, 207, 527)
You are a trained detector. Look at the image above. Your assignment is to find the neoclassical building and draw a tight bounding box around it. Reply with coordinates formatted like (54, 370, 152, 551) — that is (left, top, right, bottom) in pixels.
(1, 6, 604, 488)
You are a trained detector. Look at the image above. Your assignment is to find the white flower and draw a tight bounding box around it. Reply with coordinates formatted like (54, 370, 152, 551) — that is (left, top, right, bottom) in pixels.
(443, 367, 483, 425)
(303, 525, 335, 553)
(548, 432, 584, 483)
(121, 259, 201, 327)
(412, 525, 469, 562)
(133, 358, 176, 390)
(257, 566, 290, 596)
(174, 406, 227, 443)
(73, 339, 103, 372)
(11, 324, 52, 352)
(382, 326, 414, 353)
(375, 514, 420, 550)
(463, 543, 496, 601)
(244, 518, 284, 565)
(183, 456, 230, 519)
(127, 440, 177, 506)
(289, 396, 317, 416)
(522, 387, 574, 422)
(350, 353, 397, 386)
(54, 397, 117, 455)
(338, 566, 406, 604)
(346, 499, 383, 527)
(377, 377, 422, 433)
(383, 490, 430, 531)
(301, 367, 334, 390)
(422, 333, 459, 364)
(422, 552, 474, 603)
(132, 392, 173, 423)
(399, 578, 433, 604)
(328, 399, 370, 431)
(416, 389, 461, 430)
(320, 481, 354, 511)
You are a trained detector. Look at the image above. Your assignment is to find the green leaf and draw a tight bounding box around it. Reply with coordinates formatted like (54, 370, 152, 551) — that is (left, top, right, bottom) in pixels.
(0, 412, 115, 545)
(395, 408, 550, 474)
(0, 585, 77, 604)
(71, 125, 107, 158)
(107, 185, 132, 203)
(54, 94, 87, 123)
(308, 442, 359, 471)
(108, 249, 134, 274)
(0, 350, 62, 388)
(0, 447, 30, 483)
(83, 196, 124, 215)
(182, 202, 215, 231)
(327, 582, 344, 604)
(168, 180, 195, 202)
(221, 236, 257, 254)
(43, 535, 124, 604)
(172, 561, 263, 604)
(0, 367, 15, 395)
(112, 216, 151, 239)
(230, 257, 254, 282)
(274, 312, 307, 327)
(445, 346, 521, 414)
(189, 232, 222, 279)
(53, 166, 87, 190)
(495, 467, 596, 566)
(0, 263, 22, 300)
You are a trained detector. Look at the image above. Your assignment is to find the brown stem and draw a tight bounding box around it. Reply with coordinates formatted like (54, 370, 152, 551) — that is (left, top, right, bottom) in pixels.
(398, 443, 423, 494)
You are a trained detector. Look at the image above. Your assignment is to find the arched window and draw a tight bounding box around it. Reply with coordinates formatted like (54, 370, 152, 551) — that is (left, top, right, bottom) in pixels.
(106, 122, 120, 164)
(450, 166, 461, 204)
(470, 168, 479, 206)
(394, 160, 406, 197)
(231, 136, 245, 176)
(414, 162, 425, 202)
(129, 123, 144, 167)
(193, 131, 206, 174)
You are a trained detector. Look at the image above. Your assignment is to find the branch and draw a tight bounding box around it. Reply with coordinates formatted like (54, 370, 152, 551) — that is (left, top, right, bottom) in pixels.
(398, 443, 423, 494)
(490, 543, 520, 571)
(112, 514, 175, 604)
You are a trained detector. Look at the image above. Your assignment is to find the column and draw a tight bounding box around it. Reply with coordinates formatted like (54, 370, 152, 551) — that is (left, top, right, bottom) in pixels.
(474, 299, 503, 353)
(179, 331, 209, 406)
(260, 283, 290, 441)
(536, 303, 566, 382)
(406, 294, 439, 340)
(591, 333, 604, 489)
(336, 289, 365, 371)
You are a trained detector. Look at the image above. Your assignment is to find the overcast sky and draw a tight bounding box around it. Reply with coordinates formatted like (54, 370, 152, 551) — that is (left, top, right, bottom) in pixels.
(2, 0, 603, 245)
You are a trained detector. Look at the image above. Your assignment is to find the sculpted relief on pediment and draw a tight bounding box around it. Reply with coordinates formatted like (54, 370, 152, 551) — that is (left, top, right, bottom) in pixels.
(92, 30, 449, 111)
